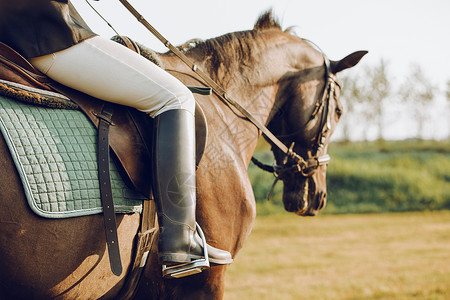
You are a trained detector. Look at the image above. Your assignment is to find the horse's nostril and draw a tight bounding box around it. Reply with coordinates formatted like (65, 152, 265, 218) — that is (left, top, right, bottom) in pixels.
(284, 199, 297, 212)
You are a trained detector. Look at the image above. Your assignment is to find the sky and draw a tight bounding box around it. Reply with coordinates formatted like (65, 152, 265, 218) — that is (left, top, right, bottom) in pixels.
(72, 0, 450, 140)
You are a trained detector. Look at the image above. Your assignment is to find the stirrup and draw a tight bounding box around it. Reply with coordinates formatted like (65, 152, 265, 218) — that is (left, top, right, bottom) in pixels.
(162, 223, 210, 279)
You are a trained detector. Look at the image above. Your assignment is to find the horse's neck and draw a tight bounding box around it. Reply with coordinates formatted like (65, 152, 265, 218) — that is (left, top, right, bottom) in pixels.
(159, 50, 283, 163)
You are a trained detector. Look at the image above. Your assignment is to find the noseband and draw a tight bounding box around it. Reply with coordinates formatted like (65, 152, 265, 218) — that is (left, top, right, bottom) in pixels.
(251, 57, 336, 181)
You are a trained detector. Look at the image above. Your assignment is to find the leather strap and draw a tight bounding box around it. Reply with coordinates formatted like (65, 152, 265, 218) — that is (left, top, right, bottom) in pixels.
(116, 199, 157, 300)
(119, 0, 291, 156)
(118, 35, 141, 55)
(96, 104, 122, 276)
(135, 199, 157, 270)
(118, 1, 333, 171)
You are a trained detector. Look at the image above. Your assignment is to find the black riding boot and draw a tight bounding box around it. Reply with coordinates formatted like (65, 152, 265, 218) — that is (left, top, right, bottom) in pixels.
(152, 109, 232, 278)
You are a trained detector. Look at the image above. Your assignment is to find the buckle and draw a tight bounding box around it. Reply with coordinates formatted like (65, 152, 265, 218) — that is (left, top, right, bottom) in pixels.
(162, 223, 210, 279)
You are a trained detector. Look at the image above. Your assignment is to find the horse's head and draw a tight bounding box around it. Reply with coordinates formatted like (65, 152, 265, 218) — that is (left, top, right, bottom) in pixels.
(268, 47, 367, 216)
(180, 11, 367, 216)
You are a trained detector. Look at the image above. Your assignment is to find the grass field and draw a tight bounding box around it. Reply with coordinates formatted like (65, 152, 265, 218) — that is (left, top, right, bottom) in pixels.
(250, 140, 450, 215)
(224, 211, 450, 300)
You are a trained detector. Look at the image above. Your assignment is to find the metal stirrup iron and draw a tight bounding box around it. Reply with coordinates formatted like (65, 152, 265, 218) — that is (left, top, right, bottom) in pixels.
(161, 223, 210, 279)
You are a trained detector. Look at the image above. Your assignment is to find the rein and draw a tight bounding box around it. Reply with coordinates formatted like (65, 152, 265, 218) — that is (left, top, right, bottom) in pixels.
(117, 0, 331, 180)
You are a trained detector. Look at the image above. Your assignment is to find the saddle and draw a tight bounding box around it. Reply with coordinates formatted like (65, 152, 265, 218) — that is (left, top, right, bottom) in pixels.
(0, 41, 208, 197)
(0, 39, 209, 296)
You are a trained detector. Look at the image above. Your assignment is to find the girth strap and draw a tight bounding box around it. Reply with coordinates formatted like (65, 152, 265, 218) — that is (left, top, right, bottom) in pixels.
(96, 104, 122, 276)
(116, 199, 157, 300)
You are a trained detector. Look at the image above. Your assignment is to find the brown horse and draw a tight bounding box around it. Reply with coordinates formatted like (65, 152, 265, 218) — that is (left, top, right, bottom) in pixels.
(0, 12, 366, 299)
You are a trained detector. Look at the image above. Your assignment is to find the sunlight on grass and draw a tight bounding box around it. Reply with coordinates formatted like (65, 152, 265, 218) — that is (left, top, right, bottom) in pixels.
(224, 211, 450, 300)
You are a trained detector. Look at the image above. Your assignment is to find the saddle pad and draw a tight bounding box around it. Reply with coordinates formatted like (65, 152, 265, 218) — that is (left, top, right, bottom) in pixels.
(0, 95, 144, 218)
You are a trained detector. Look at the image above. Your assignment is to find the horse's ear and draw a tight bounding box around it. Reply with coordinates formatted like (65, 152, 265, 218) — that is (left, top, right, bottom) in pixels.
(330, 51, 368, 74)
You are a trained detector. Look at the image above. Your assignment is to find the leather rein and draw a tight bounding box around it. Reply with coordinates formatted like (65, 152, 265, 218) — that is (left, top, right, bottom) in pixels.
(117, 0, 332, 180)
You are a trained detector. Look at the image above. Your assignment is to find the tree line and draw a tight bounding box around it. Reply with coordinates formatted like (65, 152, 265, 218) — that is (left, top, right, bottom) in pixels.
(338, 60, 449, 141)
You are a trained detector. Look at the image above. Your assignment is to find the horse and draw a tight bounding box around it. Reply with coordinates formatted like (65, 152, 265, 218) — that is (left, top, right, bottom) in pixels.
(0, 11, 366, 299)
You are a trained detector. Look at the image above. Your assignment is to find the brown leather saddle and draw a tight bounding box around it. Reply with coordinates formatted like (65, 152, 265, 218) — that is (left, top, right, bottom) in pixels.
(0, 40, 209, 289)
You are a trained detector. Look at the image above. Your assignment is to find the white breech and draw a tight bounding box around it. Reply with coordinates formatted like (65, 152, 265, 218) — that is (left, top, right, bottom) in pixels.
(29, 36, 195, 118)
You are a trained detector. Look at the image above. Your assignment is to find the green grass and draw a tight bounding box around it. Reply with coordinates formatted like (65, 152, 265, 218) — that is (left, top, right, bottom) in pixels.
(224, 211, 450, 300)
(250, 140, 450, 215)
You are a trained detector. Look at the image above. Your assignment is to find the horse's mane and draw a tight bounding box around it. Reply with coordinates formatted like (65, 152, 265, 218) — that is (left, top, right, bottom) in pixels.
(253, 10, 283, 31)
(185, 10, 287, 84)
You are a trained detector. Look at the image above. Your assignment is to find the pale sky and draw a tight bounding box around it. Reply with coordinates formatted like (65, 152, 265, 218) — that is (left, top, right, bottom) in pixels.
(73, 0, 450, 140)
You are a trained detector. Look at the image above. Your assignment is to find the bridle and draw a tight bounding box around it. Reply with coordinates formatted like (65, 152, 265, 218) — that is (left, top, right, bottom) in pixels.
(116, 0, 335, 182)
(252, 56, 337, 180)
(248, 57, 338, 200)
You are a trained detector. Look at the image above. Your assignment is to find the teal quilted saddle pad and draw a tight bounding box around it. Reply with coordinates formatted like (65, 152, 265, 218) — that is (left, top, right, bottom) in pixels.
(0, 95, 144, 218)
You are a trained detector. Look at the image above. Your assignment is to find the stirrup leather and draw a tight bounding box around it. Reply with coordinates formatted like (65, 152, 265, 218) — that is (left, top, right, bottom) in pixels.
(162, 223, 210, 279)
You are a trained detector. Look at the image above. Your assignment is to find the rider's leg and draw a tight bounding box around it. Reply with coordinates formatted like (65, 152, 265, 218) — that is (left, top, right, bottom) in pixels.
(153, 109, 233, 267)
(29, 36, 192, 117)
(29, 36, 232, 275)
